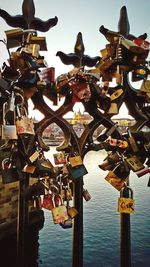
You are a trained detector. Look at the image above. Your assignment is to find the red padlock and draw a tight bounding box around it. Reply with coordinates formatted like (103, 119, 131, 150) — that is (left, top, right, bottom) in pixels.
(41, 67, 55, 83)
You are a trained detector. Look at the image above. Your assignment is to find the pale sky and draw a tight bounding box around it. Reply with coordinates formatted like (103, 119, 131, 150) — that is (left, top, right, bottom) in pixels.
(0, 0, 149, 76)
(0, 0, 149, 119)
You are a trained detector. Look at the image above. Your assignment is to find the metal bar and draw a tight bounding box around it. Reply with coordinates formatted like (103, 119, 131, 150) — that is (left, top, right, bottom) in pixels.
(17, 173, 29, 267)
(17, 179, 25, 267)
(120, 183, 131, 267)
(120, 213, 131, 267)
(72, 178, 83, 267)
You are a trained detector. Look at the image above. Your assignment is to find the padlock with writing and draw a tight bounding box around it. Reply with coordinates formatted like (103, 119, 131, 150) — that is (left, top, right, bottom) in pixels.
(51, 195, 69, 224)
(125, 155, 144, 172)
(118, 186, 135, 214)
(16, 106, 35, 135)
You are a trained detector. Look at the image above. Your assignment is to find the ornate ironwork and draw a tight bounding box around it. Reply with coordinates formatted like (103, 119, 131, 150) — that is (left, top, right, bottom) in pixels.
(0, 1, 150, 267)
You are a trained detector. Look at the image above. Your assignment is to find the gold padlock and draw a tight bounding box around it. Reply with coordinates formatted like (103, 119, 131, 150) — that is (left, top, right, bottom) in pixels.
(29, 150, 40, 163)
(107, 102, 118, 115)
(125, 155, 144, 172)
(118, 186, 135, 214)
(110, 88, 123, 101)
(67, 206, 78, 219)
(69, 155, 83, 167)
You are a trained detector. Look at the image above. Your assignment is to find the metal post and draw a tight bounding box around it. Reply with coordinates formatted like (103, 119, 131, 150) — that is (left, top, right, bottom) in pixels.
(17, 172, 29, 267)
(120, 213, 131, 267)
(17, 178, 25, 267)
(120, 185, 131, 267)
(72, 178, 83, 267)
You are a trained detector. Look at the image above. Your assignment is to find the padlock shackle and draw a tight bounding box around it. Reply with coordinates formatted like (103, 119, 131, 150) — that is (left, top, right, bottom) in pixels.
(120, 186, 133, 199)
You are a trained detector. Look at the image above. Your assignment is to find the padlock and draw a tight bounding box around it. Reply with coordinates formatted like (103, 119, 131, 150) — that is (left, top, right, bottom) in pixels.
(107, 102, 118, 115)
(83, 188, 91, 201)
(132, 65, 147, 82)
(127, 129, 139, 153)
(5, 91, 15, 123)
(16, 106, 35, 135)
(97, 123, 120, 142)
(113, 161, 130, 180)
(51, 195, 69, 224)
(67, 163, 88, 180)
(53, 152, 67, 165)
(110, 88, 123, 101)
(118, 186, 135, 214)
(69, 155, 83, 167)
(28, 35, 47, 51)
(41, 67, 55, 83)
(33, 157, 55, 177)
(67, 206, 78, 219)
(22, 164, 36, 174)
(66, 184, 72, 201)
(59, 217, 72, 229)
(125, 155, 144, 172)
(105, 169, 128, 191)
(1, 157, 20, 184)
(100, 47, 108, 59)
(107, 138, 128, 150)
(29, 150, 40, 163)
(5, 28, 23, 49)
(1, 102, 18, 140)
(22, 44, 40, 58)
(41, 193, 53, 210)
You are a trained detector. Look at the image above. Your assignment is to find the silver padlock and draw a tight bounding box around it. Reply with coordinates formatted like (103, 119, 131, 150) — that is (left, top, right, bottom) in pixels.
(1, 102, 18, 140)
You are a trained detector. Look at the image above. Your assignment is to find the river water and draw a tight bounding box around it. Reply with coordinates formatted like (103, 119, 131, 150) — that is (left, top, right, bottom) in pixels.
(37, 148, 150, 267)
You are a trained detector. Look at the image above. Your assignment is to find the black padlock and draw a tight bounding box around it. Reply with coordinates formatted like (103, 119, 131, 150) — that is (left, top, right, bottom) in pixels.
(1, 158, 20, 184)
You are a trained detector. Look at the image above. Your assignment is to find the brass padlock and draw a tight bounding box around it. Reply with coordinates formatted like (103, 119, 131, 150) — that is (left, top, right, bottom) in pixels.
(107, 102, 118, 115)
(110, 88, 123, 101)
(69, 155, 83, 167)
(127, 129, 139, 153)
(22, 44, 40, 58)
(118, 186, 135, 214)
(67, 206, 78, 219)
(125, 156, 144, 172)
(29, 150, 40, 163)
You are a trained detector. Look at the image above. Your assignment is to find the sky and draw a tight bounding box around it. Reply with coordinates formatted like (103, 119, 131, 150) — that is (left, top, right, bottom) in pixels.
(0, 0, 149, 76)
(0, 0, 149, 119)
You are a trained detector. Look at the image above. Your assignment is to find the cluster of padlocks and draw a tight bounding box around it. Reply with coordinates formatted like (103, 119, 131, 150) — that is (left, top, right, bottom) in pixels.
(0, 27, 96, 228)
(98, 128, 150, 214)
(0, 2, 150, 230)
